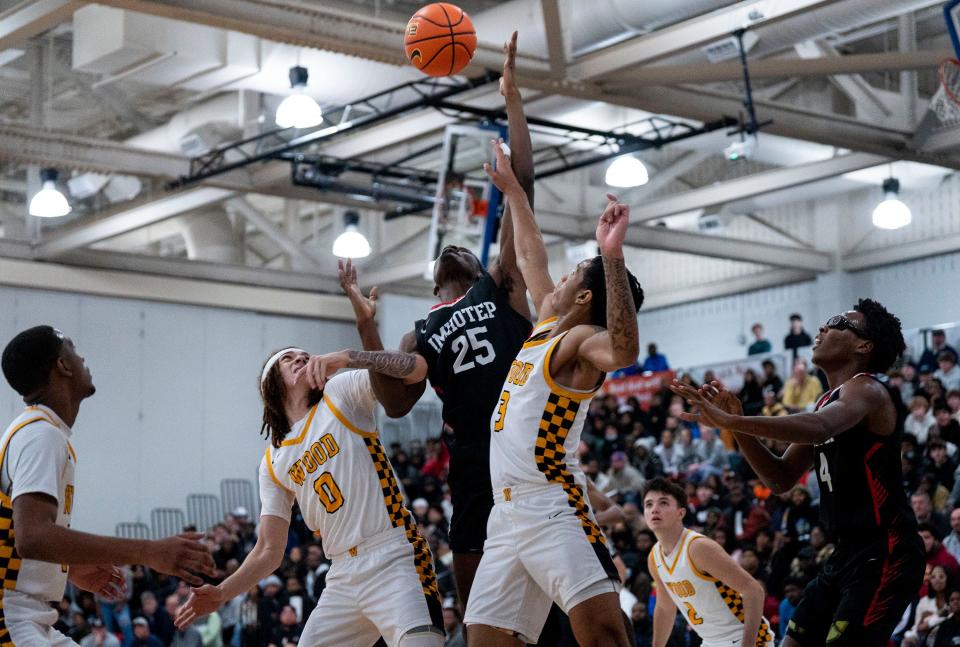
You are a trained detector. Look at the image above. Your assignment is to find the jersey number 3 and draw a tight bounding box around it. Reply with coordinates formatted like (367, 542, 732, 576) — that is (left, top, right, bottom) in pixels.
(313, 472, 344, 513)
(452, 326, 495, 374)
(493, 390, 510, 432)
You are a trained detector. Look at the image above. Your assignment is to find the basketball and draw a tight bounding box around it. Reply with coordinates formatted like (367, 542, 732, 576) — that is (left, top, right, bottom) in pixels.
(404, 3, 477, 77)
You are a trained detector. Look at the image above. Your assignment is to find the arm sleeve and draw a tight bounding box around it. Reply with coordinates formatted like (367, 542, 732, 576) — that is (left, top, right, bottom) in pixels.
(9, 425, 66, 503)
(258, 454, 295, 521)
(326, 370, 377, 433)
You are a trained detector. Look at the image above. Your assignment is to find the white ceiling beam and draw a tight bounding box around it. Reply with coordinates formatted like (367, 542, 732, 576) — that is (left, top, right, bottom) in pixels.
(0, 0, 81, 49)
(793, 40, 894, 123)
(534, 213, 832, 272)
(36, 187, 233, 258)
(566, 0, 833, 80)
(600, 48, 950, 87)
(642, 268, 816, 311)
(540, 0, 566, 79)
(629, 152, 887, 223)
(617, 151, 708, 201)
(843, 233, 960, 272)
(226, 198, 325, 270)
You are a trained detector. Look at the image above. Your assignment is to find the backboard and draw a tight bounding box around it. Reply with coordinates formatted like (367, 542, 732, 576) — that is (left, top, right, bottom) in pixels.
(947, 0, 960, 60)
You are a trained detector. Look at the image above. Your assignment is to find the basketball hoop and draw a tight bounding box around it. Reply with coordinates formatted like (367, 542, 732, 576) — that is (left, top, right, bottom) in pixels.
(931, 58, 960, 125)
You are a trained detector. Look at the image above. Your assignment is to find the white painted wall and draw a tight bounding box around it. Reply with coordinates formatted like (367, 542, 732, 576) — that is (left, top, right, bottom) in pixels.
(635, 251, 960, 369)
(0, 285, 358, 535)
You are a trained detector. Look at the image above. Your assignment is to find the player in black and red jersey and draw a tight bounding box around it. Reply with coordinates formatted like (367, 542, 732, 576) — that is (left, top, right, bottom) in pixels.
(669, 299, 924, 647)
(367, 33, 534, 612)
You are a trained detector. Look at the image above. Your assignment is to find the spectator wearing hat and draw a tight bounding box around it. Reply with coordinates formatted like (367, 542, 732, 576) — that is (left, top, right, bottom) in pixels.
(921, 330, 959, 375)
(130, 617, 164, 647)
(783, 313, 812, 359)
(80, 619, 121, 647)
(748, 323, 772, 356)
(606, 451, 645, 494)
(936, 351, 960, 392)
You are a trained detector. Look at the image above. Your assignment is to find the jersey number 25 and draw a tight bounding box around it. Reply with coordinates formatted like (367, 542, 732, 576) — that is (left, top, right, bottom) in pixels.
(452, 326, 496, 374)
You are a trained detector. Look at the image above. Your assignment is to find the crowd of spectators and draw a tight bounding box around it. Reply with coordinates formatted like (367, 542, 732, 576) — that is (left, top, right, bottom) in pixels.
(48, 326, 960, 647)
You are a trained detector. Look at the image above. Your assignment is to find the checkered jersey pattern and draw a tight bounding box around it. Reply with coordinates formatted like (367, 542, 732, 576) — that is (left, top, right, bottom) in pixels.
(0, 494, 20, 594)
(534, 393, 606, 546)
(714, 581, 774, 646)
(363, 437, 441, 602)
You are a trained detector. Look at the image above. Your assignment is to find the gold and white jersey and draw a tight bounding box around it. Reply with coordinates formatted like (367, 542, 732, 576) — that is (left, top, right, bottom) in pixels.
(259, 371, 438, 598)
(650, 529, 774, 646)
(488, 317, 600, 492)
(0, 405, 77, 602)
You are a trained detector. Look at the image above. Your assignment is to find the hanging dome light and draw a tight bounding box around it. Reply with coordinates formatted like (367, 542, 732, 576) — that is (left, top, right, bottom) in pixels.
(332, 211, 371, 258)
(29, 168, 71, 218)
(275, 66, 323, 129)
(871, 178, 912, 230)
(605, 155, 649, 188)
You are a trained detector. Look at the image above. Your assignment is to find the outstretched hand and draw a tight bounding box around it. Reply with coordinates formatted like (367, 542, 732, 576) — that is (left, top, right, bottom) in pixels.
(338, 259, 378, 325)
(483, 138, 520, 194)
(668, 379, 738, 430)
(596, 193, 629, 256)
(175, 584, 224, 629)
(69, 565, 127, 601)
(296, 351, 350, 390)
(500, 31, 519, 99)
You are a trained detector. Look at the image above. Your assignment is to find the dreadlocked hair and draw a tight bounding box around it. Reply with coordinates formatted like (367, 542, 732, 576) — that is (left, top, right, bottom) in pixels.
(854, 298, 906, 373)
(260, 352, 322, 448)
(580, 256, 645, 328)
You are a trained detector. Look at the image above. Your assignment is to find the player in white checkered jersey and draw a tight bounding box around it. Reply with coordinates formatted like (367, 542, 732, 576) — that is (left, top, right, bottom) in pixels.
(462, 143, 644, 646)
(644, 478, 774, 647)
(0, 326, 215, 646)
(174, 342, 445, 647)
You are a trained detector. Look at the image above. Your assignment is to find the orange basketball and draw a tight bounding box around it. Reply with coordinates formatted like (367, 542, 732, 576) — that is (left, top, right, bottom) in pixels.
(404, 3, 477, 77)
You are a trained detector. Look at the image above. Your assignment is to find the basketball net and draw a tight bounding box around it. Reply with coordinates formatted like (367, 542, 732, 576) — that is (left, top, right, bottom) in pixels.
(931, 58, 960, 126)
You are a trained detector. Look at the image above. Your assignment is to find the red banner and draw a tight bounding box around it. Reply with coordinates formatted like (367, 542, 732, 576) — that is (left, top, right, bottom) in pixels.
(601, 370, 675, 410)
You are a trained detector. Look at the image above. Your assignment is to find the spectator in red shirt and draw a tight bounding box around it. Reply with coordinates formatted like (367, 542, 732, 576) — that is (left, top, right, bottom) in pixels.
(920, 522, 960, 594)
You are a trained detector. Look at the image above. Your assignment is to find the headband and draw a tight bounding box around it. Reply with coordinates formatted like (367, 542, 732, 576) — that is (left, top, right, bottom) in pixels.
(260, 347, 306, 389)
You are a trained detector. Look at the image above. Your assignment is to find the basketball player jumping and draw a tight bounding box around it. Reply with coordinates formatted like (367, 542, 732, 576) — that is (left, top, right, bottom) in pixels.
(175, 341, 445, 647)
(670, 300, 924, 646)
(462, 141, 643, 646)
(1, 326, 215, 646)
(372, 31, 536, 610)
(643, 477, 774, 647)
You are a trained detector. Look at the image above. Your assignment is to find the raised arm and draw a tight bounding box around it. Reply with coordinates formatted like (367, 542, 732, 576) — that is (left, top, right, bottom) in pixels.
(489, 31, 533, 321)
(484, 138, 554, 317)
(687, 383, 813, 494)
(669, 376, 885, 446)
(576, 196, 641, 371)
(300, 349, 428, 391)
(339, 259, 425, 417)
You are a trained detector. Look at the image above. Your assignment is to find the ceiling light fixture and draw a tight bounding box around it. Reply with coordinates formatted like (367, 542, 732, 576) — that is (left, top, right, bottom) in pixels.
(29, 168, 71, 218)
(604, 155, 649, 188)
(871, 177, 912, 230)
(332, 211, 371, 258)
(275, 65, 323, 129)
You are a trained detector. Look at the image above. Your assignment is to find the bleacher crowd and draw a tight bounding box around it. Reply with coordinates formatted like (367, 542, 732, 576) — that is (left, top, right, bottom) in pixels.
(51, 321, 960, 647)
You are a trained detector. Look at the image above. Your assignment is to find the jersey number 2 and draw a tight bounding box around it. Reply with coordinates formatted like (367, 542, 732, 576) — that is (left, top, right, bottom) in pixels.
(683, 602, 703, 626)
(818, 452, 834, 493)
(313, 472, 344, 513)
(452, 326, 495, 374)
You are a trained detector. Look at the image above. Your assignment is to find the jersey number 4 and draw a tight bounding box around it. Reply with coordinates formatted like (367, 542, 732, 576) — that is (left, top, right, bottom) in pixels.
(452, 326, 496, 374)
(818, 452, 834, 493)
(313, 472, 344, 513)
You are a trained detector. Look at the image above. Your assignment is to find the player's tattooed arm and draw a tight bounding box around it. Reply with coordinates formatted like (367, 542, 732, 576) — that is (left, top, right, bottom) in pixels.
(299, 348, 428, 390)
(576, 197, 640, 372)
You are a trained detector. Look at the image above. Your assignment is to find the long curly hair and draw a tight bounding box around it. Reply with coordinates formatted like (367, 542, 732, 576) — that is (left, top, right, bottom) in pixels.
(260, 352, 322, 448)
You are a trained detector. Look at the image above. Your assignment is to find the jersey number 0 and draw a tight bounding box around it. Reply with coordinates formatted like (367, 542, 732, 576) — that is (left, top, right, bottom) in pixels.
(451, 326, 496, 374)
